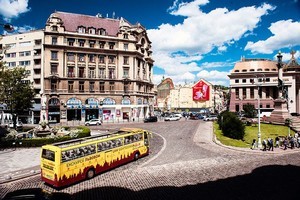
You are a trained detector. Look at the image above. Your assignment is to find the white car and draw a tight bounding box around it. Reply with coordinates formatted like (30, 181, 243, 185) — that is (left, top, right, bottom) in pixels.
(85, 119, 102, 126)
(164, 115, 181, 121)
(203, 115, 218, 121)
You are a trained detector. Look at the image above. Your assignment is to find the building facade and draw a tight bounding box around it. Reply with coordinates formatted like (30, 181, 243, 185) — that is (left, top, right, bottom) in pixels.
(0, 11, 155, 124)
(43, 12, 155, 123)
(0, 30, 44, 124)
(228, 55, 300, 117)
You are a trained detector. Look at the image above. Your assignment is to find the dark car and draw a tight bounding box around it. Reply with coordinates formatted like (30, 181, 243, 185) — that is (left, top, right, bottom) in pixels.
(3, 188, 72, 200)
(144, 116, 158, 123)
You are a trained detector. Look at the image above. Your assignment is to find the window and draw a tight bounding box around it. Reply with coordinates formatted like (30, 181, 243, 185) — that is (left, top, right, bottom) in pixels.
(51, 80, 57, 92)
(235, 88, 239, 99)
(88, 68, 95, 78)
(79, 81, 85, 92)
(99, 28, 106, 35)
(51, 64, 58, 74)
(79, 39, 85, 47)
(109, 82, 115, 91)
(123, 67, 129, 78)
(266, 104, 270, 108)
(99, 68, 105, 78)
(67, 53, 75, 61)
(89, 82, 95, 92)
(242, 79, 246, 83)
(257, 68, 262, 71)
(78, 54, 85, 62)
(78, 26, 86, 33)
(243, 88, 246, 99)
(51, 26, 58, 31)
(19, 61, 30, 66)
(124, 43, 128, 51)
(89, 40, 95, 48)
(99, 55, 105, 63)
(124, 83, 129, 93)
(6, 43, 16, 48)
(7, 62, 16, 67)
(123, 34, 128, 39)
(242, 69, 247, 72)
(67, 38, 75, 46)
(99, 82, 105, 92)
(19, 51, 30, 56)
(99, 41, 105, 48)
(89, 28, 96, 34)
(19, 41, 31, 47)
(235, 104, 239, 112)
(78, 67, 85, 78)
(123, 56, 129, 65)
(266, 87, 270, 98)
(52, 37, 57, 45)
(51, 51, 58, 60)
(235, 79, 239, 83)
(258, 87, 262, 98)
(108, 56, 115, 63)
(234, 70, 239, 72)
(109, 68, 115, 79)
(67, 67, 75, 77)
(250, 87, 254, 98)
(109, 42, 115, 49)
(89, 54, 95, 62)
(68, 81, 74, 92)
(6, 52, 16, 58)
(265, 78, 270, 82)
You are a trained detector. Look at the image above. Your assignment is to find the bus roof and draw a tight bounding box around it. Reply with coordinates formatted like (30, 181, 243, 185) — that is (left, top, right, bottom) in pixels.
(45, 128, 147, 149)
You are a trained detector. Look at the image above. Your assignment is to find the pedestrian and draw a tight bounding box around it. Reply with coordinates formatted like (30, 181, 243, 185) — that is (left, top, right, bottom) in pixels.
(251, 139, 256, 150)
(283, 137, 288, 150)
(269, 138, 274, 151)
(262, 139, 267, 151)
(298, 137, 300, 148)
(275, 136, 280, 148)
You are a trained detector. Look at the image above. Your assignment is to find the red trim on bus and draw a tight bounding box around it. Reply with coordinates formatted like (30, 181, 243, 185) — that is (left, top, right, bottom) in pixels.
(42, 150, 148, 188)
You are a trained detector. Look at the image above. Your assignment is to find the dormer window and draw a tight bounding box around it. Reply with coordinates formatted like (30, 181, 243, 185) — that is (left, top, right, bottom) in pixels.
(99, 28, 106, 36)
(51, 26, 58, 31)
(124, 34, 129, 39)
(234, 70, 239, 72)
(89, 28, 96, 34)
(78, 26, 86, 33)
(242, 69, 247, 72)
(257, 68, 262, 71)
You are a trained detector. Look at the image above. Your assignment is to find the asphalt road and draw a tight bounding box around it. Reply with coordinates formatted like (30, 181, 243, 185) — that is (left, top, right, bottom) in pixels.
(1, 119, 300, 200)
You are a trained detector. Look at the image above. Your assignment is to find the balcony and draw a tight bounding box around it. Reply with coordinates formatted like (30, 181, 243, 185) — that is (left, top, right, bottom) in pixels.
(33, 74, 41, 79)
(33, 54, 41, 59)
(33, 64, 41, 69)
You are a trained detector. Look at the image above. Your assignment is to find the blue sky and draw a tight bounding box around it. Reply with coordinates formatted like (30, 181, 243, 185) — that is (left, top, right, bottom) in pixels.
(1, 0, 299, 86)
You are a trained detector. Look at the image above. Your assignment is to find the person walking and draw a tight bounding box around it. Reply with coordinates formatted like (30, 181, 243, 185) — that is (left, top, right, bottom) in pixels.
(262, 139, 267, 151)
(275, 136, 280, 148)
(283, 137, 288, 150)
(251, 139, 256, 150)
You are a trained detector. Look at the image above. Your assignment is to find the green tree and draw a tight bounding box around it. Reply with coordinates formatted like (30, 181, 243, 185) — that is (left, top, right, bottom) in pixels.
(243, 103, 257, 118)
(218, 111, 245, 140)
(0, 62, 35, 128)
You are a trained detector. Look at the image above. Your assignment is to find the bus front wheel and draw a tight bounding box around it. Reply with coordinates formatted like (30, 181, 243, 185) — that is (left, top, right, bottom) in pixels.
(134, 152, 140, 160)
(86, 168, 95, 179)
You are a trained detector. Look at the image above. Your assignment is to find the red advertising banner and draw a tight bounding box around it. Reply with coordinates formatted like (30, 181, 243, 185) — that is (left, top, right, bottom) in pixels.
(193, 80, 210, 101)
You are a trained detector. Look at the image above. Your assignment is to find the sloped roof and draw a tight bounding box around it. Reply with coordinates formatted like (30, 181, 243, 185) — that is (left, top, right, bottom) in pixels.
(53, 11, 121, 36)
(232, 59, 277, 72)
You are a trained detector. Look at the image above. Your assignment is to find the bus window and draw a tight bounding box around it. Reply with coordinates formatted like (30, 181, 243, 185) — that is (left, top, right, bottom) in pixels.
(42, 149, 55, 161)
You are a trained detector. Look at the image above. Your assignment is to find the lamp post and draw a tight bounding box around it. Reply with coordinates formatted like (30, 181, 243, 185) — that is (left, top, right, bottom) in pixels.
(0, 23, 14, 32)
(252, 74, 265, 148)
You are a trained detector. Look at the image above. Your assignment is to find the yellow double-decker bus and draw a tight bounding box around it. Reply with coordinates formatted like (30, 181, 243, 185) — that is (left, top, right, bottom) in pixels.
(41, 128, 151, 187)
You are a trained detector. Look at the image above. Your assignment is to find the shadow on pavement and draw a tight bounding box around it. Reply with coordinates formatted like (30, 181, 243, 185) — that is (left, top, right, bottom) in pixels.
(73, 164, 299, 200)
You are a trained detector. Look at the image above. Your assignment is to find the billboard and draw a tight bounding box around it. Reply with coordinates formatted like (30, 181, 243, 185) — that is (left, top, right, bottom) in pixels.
(193, 80, 210, 101)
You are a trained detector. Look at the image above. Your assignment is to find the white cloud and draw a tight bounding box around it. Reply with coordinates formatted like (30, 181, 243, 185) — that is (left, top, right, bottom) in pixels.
(273, 50, 300, 62)
(196, 70, 231, 86)
(0, 0, 30, 21)
(148, 0, 275, 86)
(3, 25, 35, 35)
(245, 20, 300, 54)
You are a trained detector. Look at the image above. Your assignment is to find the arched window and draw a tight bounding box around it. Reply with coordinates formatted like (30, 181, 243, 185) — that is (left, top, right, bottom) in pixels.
(48, 98, 60, 106)
(103, 98, 116, 105)
(121, 97, 131, 105)
(137, 98, 143, 105)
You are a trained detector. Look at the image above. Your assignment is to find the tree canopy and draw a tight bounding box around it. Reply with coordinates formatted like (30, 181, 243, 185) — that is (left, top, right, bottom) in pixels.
(0, 62, 35, 118)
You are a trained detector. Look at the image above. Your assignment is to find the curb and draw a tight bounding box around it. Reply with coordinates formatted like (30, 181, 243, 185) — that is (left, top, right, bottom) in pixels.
(0, 166, 40, 184)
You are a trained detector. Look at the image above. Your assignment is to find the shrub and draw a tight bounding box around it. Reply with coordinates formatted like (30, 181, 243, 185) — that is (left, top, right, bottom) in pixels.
(218, 111, 245, 140)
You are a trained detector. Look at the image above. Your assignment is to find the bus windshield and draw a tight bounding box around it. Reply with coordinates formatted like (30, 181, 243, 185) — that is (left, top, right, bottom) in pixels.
(42, 149, 55, 161)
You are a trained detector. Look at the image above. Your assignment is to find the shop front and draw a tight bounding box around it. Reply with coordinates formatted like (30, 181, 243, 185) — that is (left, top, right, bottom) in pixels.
(66, 97, 82, 121)
(48, 98, 60, 123)
(85, 98, 99, 121)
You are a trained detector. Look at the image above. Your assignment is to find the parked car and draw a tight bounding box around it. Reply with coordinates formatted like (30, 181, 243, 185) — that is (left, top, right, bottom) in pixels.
(85, 119, 102, 126)
(203, 115, 218, 121)
(2, 188, 72, 200)
(164, 115, 181, 121)
(144, 116, 158, 123)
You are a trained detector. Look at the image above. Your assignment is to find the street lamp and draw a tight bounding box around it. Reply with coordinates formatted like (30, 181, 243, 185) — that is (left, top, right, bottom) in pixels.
(252, 74, 265, 148)
(0, 23, 14, 32)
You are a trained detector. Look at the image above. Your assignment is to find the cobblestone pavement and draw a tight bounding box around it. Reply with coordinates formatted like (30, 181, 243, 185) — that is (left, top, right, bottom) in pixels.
(1, 120, 300, 200)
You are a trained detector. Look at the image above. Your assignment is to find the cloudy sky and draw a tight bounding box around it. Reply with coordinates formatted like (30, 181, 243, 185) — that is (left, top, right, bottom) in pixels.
(1, 0, 299, 86)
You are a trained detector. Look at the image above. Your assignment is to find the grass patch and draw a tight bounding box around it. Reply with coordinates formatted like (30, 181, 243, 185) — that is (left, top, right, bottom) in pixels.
(214, 122, 295, 148)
